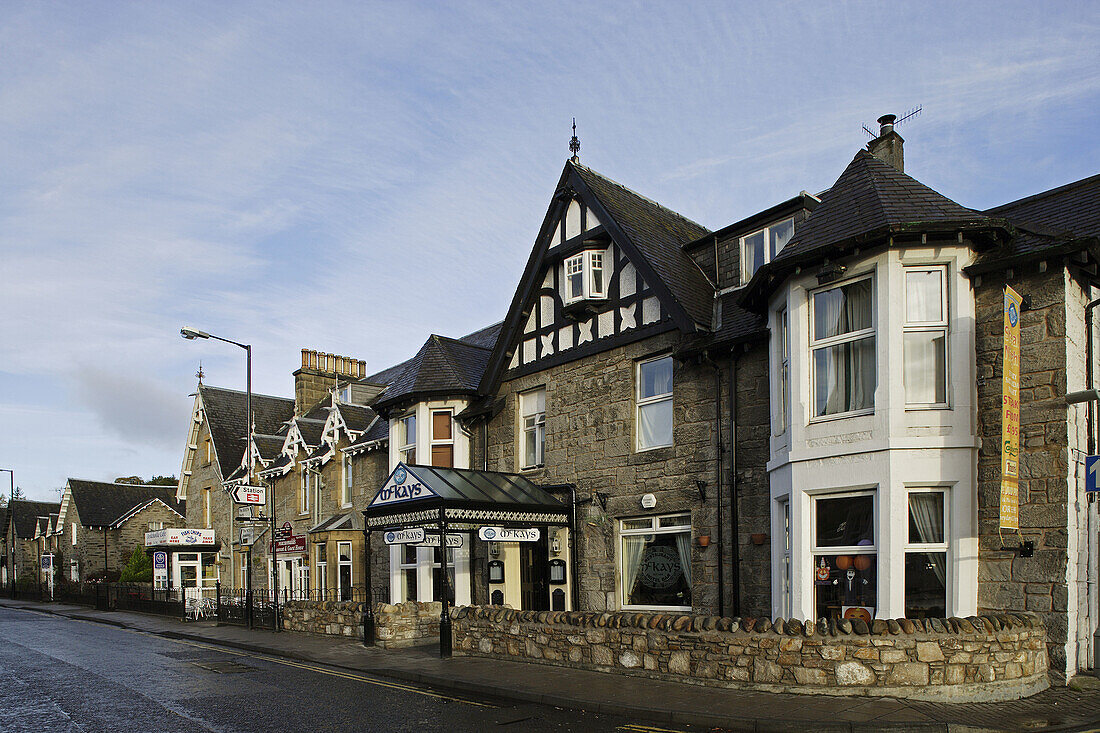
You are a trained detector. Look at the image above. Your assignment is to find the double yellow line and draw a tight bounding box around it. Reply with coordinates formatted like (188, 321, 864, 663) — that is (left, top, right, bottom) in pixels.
(617, 724, 688, 733)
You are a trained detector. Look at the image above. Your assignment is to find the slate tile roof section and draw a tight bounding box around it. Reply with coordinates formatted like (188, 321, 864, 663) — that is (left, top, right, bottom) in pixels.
(572, 163, 715, 328)
(294, 418, 326, 448)
(335, 403, 378, 434)
(373, 335, 493, 411)
(347, 416, 390, 449)
(361, 322, 503, 389)
(67, 480, 184, 528)
(986, 173, 1100, 239)
(199, 386, 295, 473)
(252, 435, 287, 463)
(10, 499, 62, 539)
(772, 150, 984, 265)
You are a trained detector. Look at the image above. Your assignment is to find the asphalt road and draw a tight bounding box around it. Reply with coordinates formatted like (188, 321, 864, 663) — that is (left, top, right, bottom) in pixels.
(0, 606, 713, 733)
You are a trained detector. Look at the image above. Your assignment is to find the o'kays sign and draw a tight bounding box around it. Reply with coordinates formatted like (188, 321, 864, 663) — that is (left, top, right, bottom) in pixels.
(369, 464, 439, 507)
(1000, 285, 1023, 530)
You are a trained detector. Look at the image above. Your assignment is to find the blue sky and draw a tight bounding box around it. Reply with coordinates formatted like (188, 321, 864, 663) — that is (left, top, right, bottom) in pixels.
(1, 1, 1097, 501)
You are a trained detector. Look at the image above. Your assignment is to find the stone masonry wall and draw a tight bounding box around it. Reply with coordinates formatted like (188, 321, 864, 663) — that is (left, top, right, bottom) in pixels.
(281, 599, 441, 648)
(487, 330, 723, 614)
(453, 606, 1048, 702)
(974, 267, 1085, 678)
(734, 342, 772, 618)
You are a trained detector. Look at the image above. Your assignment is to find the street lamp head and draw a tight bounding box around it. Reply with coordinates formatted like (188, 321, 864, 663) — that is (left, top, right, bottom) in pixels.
(180, 326, 211, 340)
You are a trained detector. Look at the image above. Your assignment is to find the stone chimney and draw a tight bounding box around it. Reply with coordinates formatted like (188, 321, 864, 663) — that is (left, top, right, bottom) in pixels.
(867, 114, 903, 172)
(294, 349, 367, 416)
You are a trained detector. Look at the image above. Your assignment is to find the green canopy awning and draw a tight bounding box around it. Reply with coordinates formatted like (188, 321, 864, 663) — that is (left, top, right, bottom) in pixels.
(363, 463, 571, 529)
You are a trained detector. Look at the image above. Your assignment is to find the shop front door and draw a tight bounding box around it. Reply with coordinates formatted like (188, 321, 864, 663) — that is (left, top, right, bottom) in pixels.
(519, 537, 549, 611)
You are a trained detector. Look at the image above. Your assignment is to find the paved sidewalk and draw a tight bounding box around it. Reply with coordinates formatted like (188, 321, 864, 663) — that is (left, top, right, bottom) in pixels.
(3, 598, 1099, 732)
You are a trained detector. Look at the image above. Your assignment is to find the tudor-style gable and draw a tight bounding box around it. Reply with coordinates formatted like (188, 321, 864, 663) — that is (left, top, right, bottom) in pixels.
(480, 160, 714, 391)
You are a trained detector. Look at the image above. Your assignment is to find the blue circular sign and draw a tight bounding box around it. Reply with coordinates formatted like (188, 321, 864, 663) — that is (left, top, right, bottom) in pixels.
(1008, 302, 1018, 327)
(394, 466, 407, 485)
(385, 531, 396, 544)
(483, 528, 496, 540)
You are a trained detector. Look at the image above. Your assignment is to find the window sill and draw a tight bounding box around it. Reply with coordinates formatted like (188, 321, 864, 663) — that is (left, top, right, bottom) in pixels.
(622, 604, 692, 613)
(341, 502, 352, 509)
(635, 443, 673, 454)
(904, 403, 951, 411)
(808, 408, 874, 425)
(520, 464, 545, 472)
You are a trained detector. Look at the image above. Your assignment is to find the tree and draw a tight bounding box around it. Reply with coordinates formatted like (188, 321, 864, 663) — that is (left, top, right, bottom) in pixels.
(0, 486, 27, 509)
(114, 475, 177, 486)
(119, 547, 153, 583)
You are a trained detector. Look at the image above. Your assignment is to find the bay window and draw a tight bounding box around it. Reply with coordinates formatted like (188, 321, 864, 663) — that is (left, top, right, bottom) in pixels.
(430, 410, 454, 468)
(904, 266, 948, 406)
(740, 217, 794, 283)
(564, 250, 607, 304)
(636, 355, 673, 450)
(811, 277, 875, 418)
(519, 388, 546, 469)
(399, 413, 416, 464)
(812, 492, 877, 621)
(905, 489, 948, 618)
(620, 513, 692, 610)
(776, 306, 790, 432)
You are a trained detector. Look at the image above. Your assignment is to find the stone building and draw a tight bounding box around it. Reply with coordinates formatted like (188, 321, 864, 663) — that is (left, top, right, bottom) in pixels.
(4, 499, 60, 582)
(57, 479, 185, 583)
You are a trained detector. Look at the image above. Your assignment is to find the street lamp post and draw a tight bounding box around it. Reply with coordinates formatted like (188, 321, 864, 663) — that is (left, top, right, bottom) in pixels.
(180, 327, 261, 625)
(1, 469, 13, 597)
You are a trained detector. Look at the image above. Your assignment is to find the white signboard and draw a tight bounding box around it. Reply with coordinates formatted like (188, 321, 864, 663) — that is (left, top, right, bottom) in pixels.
(239, 526, 255, 547)
(145, 528, 216, 547)
(232, 485, 266, 505)
(153, 551, 168, 589)
(478, 527, 541, 542)
(416, 534, 463, 548)
(641, 493, 657, 509)
(384, 528, 426, 545)
(369, 465, 439, 508)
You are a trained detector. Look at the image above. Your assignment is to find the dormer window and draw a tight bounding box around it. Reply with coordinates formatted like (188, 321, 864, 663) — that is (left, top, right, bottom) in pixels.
(564, 251, 607, 304)
(740, 217, 795, 284)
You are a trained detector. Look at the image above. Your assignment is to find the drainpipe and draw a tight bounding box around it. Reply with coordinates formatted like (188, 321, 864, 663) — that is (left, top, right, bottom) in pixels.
(729, 353, 741, 618)
(1086, 294, 1100, 671)
(705, 353, 725, 617)
(569, 484, 580, 612)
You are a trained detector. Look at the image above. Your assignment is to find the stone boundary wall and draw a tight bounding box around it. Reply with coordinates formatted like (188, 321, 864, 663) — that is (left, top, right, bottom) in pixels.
(453, 607, 1049, 702)
(281, 600, 442, 648)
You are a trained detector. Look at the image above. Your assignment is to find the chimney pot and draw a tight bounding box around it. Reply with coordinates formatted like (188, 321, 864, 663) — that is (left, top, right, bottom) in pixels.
(868, 113, 904, 172)
(877, 114, 897, 133)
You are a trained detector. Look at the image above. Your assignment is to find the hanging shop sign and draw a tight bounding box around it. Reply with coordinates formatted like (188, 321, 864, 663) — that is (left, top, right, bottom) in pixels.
(478, 527, 540, 542)
(1000, 285, 1023, 530)
(145, 528, 216, 547)
(416, 533, 463, 548)
(239, 526, 256, 547)
(232, 485, 266, 505)
(274, 522, 293, 540)
(384, 528, 426, 545)
(1086, 455, 1100, 493)
(270, 535, 307, 554)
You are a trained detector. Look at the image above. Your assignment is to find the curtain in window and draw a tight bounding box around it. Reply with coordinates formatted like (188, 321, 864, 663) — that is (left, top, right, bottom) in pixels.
(904, 332, 945, 403)
(673, 532, 692, 588)
(909, 493, 946, 586)
(621, 535, 646, 603)
(816, 281, 874, 415)
(638, 399, 673, 448)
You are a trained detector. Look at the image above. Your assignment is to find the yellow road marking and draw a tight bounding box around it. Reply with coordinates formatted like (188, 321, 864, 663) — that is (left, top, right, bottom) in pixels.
(617, 725, 689, 733)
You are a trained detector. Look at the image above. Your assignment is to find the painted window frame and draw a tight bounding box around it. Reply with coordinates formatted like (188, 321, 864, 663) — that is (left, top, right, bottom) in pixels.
(519, 388, 546, 470)
(808, 273, 876, 421)
(779, 498, 792, 618)
(341, 453, 353, 507)
(903, 265, 950, 408)
(619, 513, 692, 612)
(337, 541, 353, 601)
(299, 468, 310, 515)
(399, 413, 417, 464)
(563, 250, 608, 304)
(810, 489, 878, 618)
(635, 354, 674, 452)
(429, 409, 454, 468)
(776, 305, 790, 433)
(904, 487, 950, 618)
(740, 217, 795, 284)
(203, 487, 212, 528)
(71, 522, 77, 546)
(316, 542, 328, 598)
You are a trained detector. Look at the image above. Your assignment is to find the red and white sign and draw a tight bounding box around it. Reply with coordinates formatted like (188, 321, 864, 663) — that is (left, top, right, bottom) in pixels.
(232, 485, 266, 505)
(270, 535, 307, 554)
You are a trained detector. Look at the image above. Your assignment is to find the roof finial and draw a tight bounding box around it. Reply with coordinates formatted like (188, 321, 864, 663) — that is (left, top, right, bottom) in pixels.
(569, 118, 580, 163)
(195, 361, 205, 385)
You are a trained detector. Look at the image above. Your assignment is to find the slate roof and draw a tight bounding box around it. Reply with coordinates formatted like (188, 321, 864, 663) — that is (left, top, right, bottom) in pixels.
(253, 434, 286, 462)
(772, 151, 985, 265)
(373, 335, 493, 411)
(0, 507, 8, 538)
(199, 386, 295, 473)
(361, 322, 503, 389)
(572, 163, 715, 327)
(309, 512, 362, 533)
(9, 500, 61, 539)
(986, 173, 1100, 239)
(67, 480, 184, 528)
(258, 454, 292, 475)
(335, 402, 378, 434)
(346, 417, 390, 450)
(295, 418, 326, 448)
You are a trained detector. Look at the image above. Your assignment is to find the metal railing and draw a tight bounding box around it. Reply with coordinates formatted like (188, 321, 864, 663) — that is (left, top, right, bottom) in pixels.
(273, 586, 367, 603)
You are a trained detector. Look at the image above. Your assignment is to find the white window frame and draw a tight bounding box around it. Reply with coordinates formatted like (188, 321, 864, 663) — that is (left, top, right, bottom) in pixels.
(563, 250, 608, 304)
(619, 513, 692, 612)
(203, 488, 212, 528)
(316, 542, 328, 598)
(904, 487, 950, 617)
(779, 498, 791, 618)
(341, 453, 353, 507)
(337, 541, 353, 599)
(397, 544, 418, 603)
(71, 522, 77, 546)
(903, 265, 949, 408)
(776, 306, 790, 433)
(635, 355, 673, 452)
(299, 468, 310, 515)
(312, 472, 322, 526)
(399, 413, 417, 464)
(519, 388, 546, 470)
(809, 274, 876, 421)
(429, 409, 454, 468)
(810, 490, 878, 616)
(740, 217, 795, 284)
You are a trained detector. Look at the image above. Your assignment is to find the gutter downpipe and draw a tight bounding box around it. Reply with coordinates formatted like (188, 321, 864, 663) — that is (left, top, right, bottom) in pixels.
(704, 352, 725, 617)
(1087, 295, 1100, 671)
(570, 483, 581, 612)
(729, 352, 741, 617)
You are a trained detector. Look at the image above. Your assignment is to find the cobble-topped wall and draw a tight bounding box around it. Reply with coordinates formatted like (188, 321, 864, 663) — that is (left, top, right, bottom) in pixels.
(453, 606, 1048, 702)
(281, 599, 442, 648)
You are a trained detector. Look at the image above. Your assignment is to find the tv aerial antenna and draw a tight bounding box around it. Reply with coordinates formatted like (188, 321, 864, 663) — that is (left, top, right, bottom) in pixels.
(863, 106, 921, 138)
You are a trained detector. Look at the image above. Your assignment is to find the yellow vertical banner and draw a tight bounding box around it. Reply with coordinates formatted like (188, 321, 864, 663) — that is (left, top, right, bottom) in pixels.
(1000, 285, 1023, 530)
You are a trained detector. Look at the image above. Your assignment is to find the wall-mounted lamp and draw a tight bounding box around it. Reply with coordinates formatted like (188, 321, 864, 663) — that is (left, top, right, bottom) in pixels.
(550, 533, 562, 556)
(593, 491, 609, 511)
(695, 480, 707, 503)
(489, 542, 500, 557)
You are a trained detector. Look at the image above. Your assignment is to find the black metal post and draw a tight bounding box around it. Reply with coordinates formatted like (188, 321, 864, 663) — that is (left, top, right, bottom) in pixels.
(215, 580, 221, 622)
(438, 514, 452, 658)
(2, 469, 12, 598)
(269, 477, 280, 632)
(245, 550, 253, 631)
(362, 526, 374, 646)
